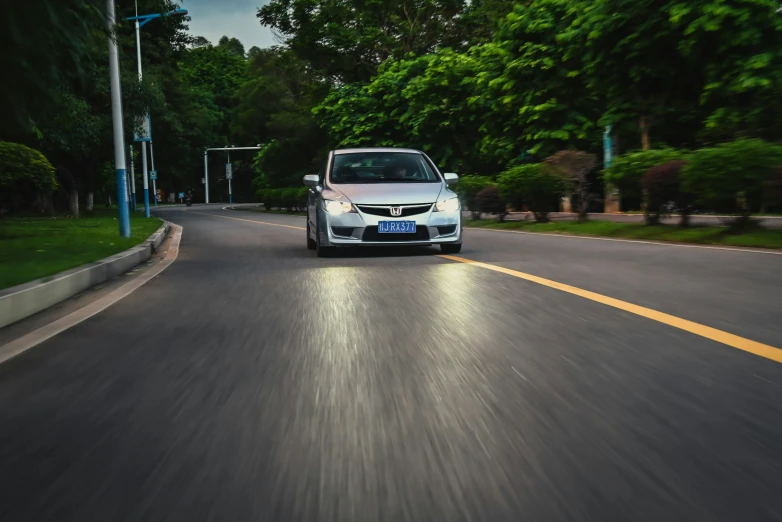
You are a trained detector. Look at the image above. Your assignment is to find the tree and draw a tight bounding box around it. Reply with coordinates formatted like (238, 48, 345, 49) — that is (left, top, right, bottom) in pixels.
(479, 0, 601, 166)
(218, 36, 246, 58)
(258, 0, 469, 82)
(497, 164, 566, 222)
(0, 142, 58, 215)
(0, 0, 104, 136)
(314, 49, 496, 174)
(642, 160, 690, 226)
(567, 0, 701, 151)
(454, 176, 495, 219)
(544, 150, 596, 222)
(474, 186, 507, 222)
(682, 139, 782, 225)
(233, 48, 328, 189)
(603, 148, 688, 210)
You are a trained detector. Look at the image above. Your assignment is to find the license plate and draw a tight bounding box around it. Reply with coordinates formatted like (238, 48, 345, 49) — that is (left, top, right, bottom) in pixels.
(378, 221, 416, 233)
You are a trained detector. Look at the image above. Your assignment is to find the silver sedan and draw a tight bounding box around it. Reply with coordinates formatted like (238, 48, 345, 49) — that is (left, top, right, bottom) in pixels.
(303, 148, 463, 257)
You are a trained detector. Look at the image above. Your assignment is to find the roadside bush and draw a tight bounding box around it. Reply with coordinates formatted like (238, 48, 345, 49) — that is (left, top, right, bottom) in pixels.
(453, 175, 494, 219)
(643, 160, 691, 226)
(603, 148, 688, 207)
(474, 186, 507, 222)
(544, 150, 597, 223)
(0, 141, 58, 215)
(682, 139, 782, 226)
(259, 187, 308, 212)
(497, 164, 566, 223)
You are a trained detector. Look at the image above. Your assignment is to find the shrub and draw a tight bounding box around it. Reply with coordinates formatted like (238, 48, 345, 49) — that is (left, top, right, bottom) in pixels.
(474, 186, 507, 221)
(603, 148, 688, 205)
(0, 141, 58, 215)
(682, 139, 782, 225)
(544, 150, 597, 222)
(497, 164, 566, 222)
(453, 175, 494, 219)
(642, 160, 690, 226)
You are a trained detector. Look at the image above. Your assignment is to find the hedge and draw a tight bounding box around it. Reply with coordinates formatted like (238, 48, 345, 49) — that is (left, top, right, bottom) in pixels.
(255, 187, 308, 211)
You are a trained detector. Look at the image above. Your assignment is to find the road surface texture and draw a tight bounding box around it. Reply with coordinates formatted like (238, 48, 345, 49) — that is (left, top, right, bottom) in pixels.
(1, 206, 781, 522)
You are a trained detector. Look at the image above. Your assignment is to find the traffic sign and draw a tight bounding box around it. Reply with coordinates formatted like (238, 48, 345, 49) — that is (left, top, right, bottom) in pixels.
(150, 170, 158, 181)
(178, 192, 185, 198)
(226, 163, 233, 180)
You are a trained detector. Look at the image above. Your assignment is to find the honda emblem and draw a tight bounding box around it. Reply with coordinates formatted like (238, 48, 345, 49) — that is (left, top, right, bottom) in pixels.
(390, 206, 402, 217)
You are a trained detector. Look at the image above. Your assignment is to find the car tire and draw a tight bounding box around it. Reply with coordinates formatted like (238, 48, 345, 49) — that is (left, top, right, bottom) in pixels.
(306, 221, 316, 250)
(440, 243, 462, 254)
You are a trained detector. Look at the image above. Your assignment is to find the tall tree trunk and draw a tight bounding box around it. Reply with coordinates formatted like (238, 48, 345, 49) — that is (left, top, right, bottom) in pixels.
(56, 166, 79, 217)
(68, 189, 79, 217)
(640, 115, 650, 150)
(85, 160, 95, 213)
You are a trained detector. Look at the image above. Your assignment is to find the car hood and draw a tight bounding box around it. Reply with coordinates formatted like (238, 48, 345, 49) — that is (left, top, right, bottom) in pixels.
(329, 183, 444, 205)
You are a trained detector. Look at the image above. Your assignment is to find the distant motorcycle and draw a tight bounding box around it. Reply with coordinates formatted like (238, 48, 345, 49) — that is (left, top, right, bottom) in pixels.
(185, 194, 193, 207)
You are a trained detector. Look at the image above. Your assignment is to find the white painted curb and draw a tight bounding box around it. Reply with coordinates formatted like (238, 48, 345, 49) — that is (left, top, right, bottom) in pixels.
(0, 222, 171, 329)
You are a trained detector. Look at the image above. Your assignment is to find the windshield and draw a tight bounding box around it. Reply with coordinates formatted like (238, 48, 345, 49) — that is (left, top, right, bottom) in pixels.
(330, 152, 441, 184)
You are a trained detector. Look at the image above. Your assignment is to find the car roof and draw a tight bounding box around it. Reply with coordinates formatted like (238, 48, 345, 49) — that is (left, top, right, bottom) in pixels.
(333, 148, 422, 155)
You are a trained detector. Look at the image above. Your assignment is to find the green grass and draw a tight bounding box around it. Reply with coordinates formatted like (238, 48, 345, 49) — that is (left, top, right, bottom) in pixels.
(467, 219, 782, 249)
(0, 209, 163, 290)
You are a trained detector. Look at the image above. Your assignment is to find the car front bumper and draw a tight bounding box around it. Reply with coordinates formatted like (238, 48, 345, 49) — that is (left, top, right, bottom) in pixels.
(318, 206, 462, 247)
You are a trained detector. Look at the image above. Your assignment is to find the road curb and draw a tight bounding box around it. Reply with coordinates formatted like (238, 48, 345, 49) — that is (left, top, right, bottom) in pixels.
(0, 222, 171, 329)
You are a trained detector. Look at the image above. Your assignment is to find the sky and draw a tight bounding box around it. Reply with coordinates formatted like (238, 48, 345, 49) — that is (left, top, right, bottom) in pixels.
(180, 0, 277, 50)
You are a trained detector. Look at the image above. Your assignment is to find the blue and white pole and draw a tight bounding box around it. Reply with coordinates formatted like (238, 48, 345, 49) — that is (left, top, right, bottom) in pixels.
(129, 144, 137, 211)
(150, 140, 158, 206)
(107, 0, 130, 237)
(135, 18, 151, 218)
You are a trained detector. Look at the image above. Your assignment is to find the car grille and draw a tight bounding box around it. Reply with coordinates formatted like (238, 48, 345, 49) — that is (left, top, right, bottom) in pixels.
(362, 226, 430, 242)
(436, 225, 458, 236)
(356, 204, 432, 218)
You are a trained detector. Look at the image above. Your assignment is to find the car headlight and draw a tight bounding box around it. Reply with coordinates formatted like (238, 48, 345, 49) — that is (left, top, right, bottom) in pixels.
(324, 200, 354, 215)
(435, 197, 460, 212)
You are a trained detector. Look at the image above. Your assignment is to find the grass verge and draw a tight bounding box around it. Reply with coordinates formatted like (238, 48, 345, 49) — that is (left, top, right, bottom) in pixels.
(237, 207, 307, 217)
(0, 209, 163, 290)
(466, 219, 782, 249)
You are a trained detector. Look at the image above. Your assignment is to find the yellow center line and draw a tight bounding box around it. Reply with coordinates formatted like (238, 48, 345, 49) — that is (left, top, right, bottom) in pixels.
(190, 211, 306, 230)
(439, 254, 782, 364)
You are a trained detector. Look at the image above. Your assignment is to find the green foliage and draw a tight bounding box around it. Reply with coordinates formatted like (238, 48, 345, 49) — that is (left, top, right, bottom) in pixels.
(682, 139, 782, 218)
(258, 0, 470, 82)
(603, 149, 689, 202)
(474, 186, 506, 220)
(497, 164, 566, 222)
(0, 0, 104, 133)
(480, 1, 600, 162)
(256, 187, 308, 211)
(642, 160, 689, 226)
(453, 176, 495, 217)
(235, 48, 328, 190)
(0, 142, 58, 213)
(314, 49, 493, 173)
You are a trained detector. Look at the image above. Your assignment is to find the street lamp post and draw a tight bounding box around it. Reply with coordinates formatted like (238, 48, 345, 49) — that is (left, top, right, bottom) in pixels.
(126, 6, 188, 217)
(106, 0, 131, 237)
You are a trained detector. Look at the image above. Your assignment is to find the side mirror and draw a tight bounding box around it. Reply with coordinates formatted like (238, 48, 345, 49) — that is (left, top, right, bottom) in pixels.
(444, 173, 459, 185)
(303, 174, 319, 188)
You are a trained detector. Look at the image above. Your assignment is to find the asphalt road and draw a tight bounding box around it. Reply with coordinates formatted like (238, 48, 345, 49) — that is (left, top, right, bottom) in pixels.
(1, 206, 782, 521)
